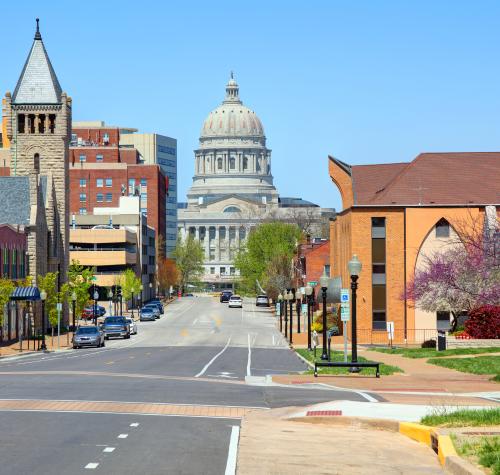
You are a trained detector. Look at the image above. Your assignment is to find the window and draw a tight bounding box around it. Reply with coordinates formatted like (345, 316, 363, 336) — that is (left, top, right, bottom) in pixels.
(96, 179, 103, 188)
(12, 250, 17, 279)
(166, 234, 177, 241)
(141, 192, 147, 201)
(372, 311, 387, 330)
(3, 249, 9, 277)
(217, 157, 223, 170)
(229, 157, 235, 169)
(167, 209, 177, 216)
(128, 178, 136, 195)
(210, 267, 215, 274)
(96, 154, 103, 162)
(79, 193, 86, 202)
(372, 217, 387, 329)
(371, 217, 386, 238)
(79, 179, 86, 187)
(17, 114, 25, 133)
(243, 157, 248, 170)
(140, 208, 148, 215)
(435, 219, 450, 238)
(230, 267, 235, 276)
(79, 208, 87, 215)
(103, 133, 109, 144)
(437, 311, 451, 330)
(224, 206, 241, 213)
(34, 154, 40, 173)
(140, 178, 147, 188)
(96, 193, 104, 203)
(79, 155, 86, 162)
(105, 193, 112, 202)
(19, 251, 25, 278)
(105, 178, 112, 187)
(324, 264, 330, 277)
(220, 267, 226, 275)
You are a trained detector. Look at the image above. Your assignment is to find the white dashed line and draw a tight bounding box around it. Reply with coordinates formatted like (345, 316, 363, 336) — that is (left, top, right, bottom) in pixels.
(130, 422, 139, 427)
(195, 336, 232, 378)
(103, 447, 115, 453)
(246, 333, 252, 377)
(85, 463, 99, 469)
(117, 433, 128, 439)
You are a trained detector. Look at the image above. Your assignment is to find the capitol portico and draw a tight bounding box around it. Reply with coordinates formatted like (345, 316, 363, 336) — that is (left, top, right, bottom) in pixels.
(178, 75, 333, 290)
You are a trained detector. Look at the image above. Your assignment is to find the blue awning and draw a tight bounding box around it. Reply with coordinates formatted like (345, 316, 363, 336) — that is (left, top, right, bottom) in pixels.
(10, 286, 41, 301)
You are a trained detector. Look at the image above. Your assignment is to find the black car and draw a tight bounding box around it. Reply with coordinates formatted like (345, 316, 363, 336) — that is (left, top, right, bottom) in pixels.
(220, 290, 233, 303)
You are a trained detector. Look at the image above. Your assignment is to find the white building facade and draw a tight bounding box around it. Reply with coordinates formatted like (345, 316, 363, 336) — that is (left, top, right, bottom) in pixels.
(178, 75, 333, 290)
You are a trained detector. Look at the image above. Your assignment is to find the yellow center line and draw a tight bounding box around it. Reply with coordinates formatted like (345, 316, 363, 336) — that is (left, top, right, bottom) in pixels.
(105, 361, 115, 365)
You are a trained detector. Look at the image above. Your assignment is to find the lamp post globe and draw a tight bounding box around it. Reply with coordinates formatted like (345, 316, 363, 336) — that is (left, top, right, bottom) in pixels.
(348, 254, 362, 372)
(40, 290, 47, 351)
(319, 270, 329, 360)
(93, 290, 99, 326)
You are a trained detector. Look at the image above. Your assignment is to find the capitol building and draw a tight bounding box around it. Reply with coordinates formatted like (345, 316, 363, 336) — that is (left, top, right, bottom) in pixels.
(177, 75, 334, 290)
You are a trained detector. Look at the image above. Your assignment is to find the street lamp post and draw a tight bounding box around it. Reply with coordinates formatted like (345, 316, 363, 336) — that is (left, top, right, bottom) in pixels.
(131, 288, 135, 319)
(319, 270, 329, 360)
(305, 285, 313, 351)
(295, 289, 302, 334)
(139, 285, 143, 309)
(284, 290, 289, 338)
(108, 289, 113, 317)
(278, 293, 283, 332)
(93, 289, 99, 326)
(288, 289, 294, 345)
(40, 290, 47, 351)
(118, 288, 123, 315)
(71, 291, 77, 332)
(348, 254, 362, 372)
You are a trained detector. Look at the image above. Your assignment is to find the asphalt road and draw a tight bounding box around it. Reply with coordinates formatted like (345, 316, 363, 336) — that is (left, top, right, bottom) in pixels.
(0, 296, 369, 474)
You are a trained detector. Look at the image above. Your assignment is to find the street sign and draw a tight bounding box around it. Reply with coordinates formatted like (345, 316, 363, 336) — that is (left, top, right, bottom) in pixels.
(301, 303, 307, 315)
(340, 288, 349, 303)
(387, 321, 395, 339)
(276, 303, 281, 316)
(340, 302, 350, 322)
(307, 281, 317, 287)
(56, 303, 62, 311)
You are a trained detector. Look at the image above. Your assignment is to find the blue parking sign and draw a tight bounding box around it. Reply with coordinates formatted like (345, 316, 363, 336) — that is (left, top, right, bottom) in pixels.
(340, 289, 349, 303)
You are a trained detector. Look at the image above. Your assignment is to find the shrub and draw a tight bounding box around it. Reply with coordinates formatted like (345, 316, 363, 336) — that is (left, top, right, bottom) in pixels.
(465, 306, 500, 339)
(421, 339, 437, 348)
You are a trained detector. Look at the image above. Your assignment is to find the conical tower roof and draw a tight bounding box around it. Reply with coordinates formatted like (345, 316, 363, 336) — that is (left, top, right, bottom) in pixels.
(12, 19, 62, 104)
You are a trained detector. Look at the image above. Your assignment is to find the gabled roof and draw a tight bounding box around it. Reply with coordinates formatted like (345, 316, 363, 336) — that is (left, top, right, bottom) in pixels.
(0, 177, 31, 225)
(350, 153, 500, 206)
(12, 22, 62, 104)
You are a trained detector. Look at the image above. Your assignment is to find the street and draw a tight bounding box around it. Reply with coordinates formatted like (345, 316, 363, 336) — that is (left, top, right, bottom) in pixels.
(0, 296, 366, 474)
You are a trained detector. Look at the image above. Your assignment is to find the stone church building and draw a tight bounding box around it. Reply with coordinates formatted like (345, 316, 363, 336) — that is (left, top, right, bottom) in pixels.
(0, 20, 70, 287)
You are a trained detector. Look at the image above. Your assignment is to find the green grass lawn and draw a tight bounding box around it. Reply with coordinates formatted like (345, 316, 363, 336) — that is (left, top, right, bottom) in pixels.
(421, 408, 500, 427)
(426, 355, 500, 381)
(296, 348, 403, 376)
(372, 346, 500, 359)
(452, 435, 500, 475)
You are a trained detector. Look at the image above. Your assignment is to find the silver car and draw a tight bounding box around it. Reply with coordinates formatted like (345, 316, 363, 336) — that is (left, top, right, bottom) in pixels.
(143, 304, 160, 319)
(126, 318, 137, 335)
(73, 326, 105, 349)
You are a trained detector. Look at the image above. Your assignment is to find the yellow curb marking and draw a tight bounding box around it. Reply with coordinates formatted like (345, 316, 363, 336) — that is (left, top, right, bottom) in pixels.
(399, 422, 432, 446)
(437, 434, 457, 466)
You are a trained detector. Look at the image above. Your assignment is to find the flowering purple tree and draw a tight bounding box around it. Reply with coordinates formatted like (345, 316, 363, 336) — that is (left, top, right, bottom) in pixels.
(406, 223, 500, 331)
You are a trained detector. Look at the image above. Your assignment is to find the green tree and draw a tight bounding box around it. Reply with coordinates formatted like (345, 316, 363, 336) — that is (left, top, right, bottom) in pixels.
(119, 269, 142, 302)
(172, 234, 204, 293)
(0, 278, 15, 326)
(235, 222, 301, 296)
(61, 260, 95, 322)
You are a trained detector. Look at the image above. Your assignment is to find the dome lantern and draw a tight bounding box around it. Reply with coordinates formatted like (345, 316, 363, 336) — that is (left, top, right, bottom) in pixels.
(224, 71, 241, 104)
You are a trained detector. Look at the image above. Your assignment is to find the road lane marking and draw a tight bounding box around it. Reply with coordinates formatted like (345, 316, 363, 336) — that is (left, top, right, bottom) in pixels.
(85, 463, 99, 469)
(103, 447, 115, 453)
(195, 337, 232, 378)
(224, 425, 240, 475)
(192, 318, 198, 326)
(117, 433, 128, 438)
(130, 422, 139, 427)
(272, 335, 275, 346)
(246, 334, 252, 377)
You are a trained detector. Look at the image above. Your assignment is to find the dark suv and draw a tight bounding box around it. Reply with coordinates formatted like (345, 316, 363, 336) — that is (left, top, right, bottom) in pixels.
(220, 290, 233, 303)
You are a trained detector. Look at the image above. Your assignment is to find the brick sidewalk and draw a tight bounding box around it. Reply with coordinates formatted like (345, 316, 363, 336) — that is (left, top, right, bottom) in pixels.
(274, 347, 500, 395)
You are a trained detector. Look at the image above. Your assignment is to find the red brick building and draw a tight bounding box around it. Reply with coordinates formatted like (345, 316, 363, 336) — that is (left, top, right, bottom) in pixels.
(295, 238, 330, 288)
(69, 123, 167, 240)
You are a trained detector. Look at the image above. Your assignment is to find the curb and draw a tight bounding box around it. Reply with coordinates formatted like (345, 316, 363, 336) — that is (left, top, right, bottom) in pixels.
(292, 415, 482, 474)
(293, 349, 315, 370)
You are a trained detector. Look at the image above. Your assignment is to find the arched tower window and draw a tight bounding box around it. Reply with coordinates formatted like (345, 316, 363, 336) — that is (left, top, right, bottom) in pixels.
(223, 206, 241, 213)
(217, 157, 223, 170)
(17, 114, 26, 133)
(435, 218, 450, 238)
(229, 157, 235, 170)
(48, 114, 56, 134)
(34, 153, 40, 173)
(243, 157, 248, 170)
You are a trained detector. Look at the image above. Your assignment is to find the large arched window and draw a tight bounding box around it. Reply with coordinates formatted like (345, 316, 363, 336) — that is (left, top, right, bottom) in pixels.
(223, 206, 241, 213)
(217, 157, 223, 170)
(34, 153, 40, 173)
(229, 157, 235, 170)
(243, 157, 248, 170)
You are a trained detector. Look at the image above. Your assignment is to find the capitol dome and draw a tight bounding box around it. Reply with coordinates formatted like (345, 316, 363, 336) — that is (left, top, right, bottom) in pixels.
(200, 74, 265, 139)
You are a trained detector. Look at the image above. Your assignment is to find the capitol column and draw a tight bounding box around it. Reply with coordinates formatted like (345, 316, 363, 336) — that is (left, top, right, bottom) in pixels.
(215, 225, 221, 262)
(205, 227, 210, 261)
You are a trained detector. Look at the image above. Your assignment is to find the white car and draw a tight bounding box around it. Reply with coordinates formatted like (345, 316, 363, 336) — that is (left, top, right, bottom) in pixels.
(126, 318, 138, 335)
(228, 295, 243, 308)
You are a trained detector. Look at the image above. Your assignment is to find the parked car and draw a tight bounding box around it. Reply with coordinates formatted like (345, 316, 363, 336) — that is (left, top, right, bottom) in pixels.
(220, 290, 233, 303)
(255, 295, 270, 307)
(126, 318, 137, 335)
(143, 304, 161, 319)
(140, 307, 156, 321)
(185, 293, 194, 297)
(81, 305, 106, 320)
(228, 295, 243, 308)
(101, 316, 130, 340)
(73, 326, 105, 349)
(147, 301, 164, 314)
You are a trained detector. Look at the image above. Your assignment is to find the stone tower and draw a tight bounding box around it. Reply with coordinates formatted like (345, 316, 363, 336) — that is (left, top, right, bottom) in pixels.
(2, 19, 71, 284)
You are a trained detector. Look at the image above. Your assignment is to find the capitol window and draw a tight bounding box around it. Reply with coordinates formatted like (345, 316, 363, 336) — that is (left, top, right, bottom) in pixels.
(229, 157, 235, 169)
(243, 157, 248, 170)
(217, 157, 223, 170)
(224, 206, 241, 213)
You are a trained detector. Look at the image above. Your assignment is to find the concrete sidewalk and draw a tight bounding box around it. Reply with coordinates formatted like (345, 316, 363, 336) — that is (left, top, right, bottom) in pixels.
(237, 407, 444, 474)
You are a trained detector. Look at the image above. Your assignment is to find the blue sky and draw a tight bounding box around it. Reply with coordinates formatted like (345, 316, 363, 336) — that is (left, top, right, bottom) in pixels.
(2, 1, 499, 211)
